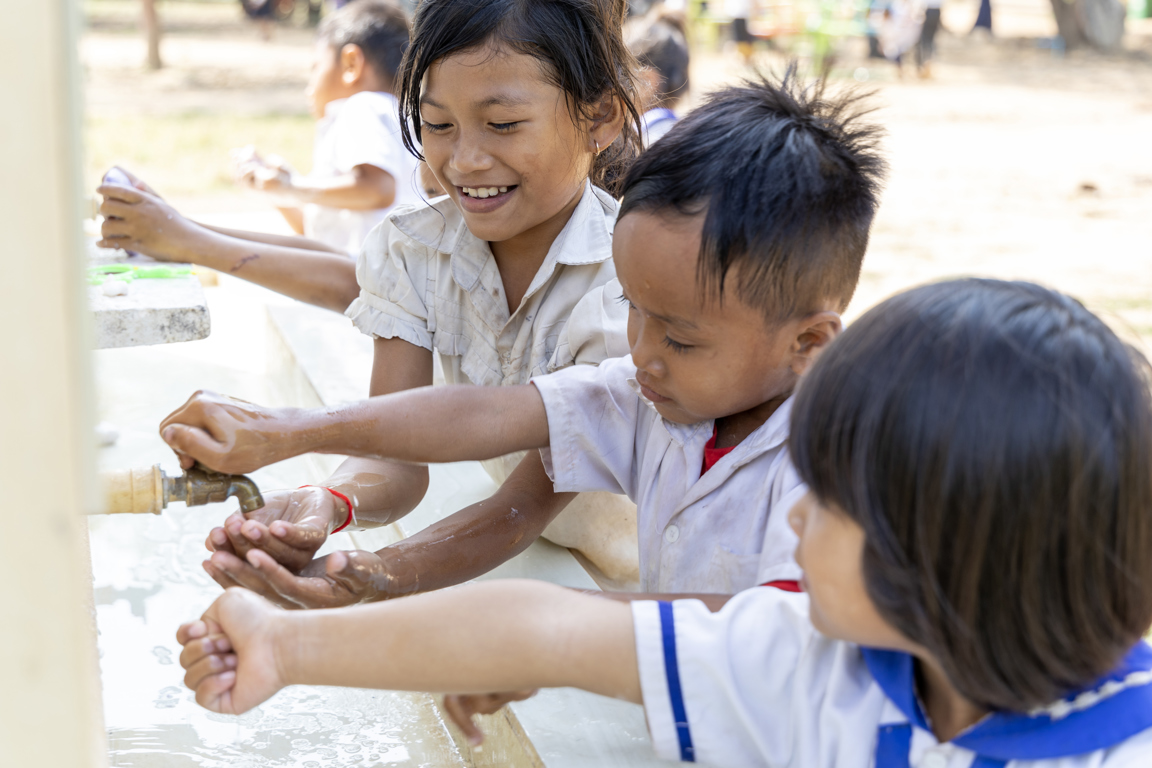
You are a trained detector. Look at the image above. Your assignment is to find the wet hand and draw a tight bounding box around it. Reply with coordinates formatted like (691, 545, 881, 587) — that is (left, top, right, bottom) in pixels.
(177, 588, 285, 715)
(159, 390, 301, 474)
(443, 691, 538, 746)
(203, 548, 413, 609)
(97, 181, 197, 262)
(205, 488, 337, 573)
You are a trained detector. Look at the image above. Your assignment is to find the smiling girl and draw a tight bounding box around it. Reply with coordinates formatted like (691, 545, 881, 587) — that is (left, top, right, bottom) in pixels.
(199, 0, 646, 593)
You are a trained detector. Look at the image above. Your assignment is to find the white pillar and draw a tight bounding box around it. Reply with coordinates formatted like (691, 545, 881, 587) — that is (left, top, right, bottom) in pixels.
(0, 1, 108, 765)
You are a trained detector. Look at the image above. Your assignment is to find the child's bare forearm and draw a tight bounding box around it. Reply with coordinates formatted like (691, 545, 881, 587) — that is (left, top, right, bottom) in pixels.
(180, 227, 359, 312)
(286, 166, 396, 211)
(324, 456, 430, 528)
(296, 384, 550, 463)
(277, 580, 641, 701)
(369, 453, 576, 595)
(199, 223, 339, 253)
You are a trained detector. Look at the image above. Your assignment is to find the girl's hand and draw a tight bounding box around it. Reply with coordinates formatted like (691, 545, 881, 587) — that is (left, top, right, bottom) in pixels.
(205, 487, 338, 574)
(97, 183, 198, 262)
(159, 390, 302, 474)
(177, 588, 286, 715)
(105, 165, 163, 198)
(204, 548, 415, 609)
(443, 691, 538, 746)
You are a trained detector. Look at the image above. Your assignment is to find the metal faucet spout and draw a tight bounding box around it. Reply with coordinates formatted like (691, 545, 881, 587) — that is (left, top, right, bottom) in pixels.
(226, 476, 265, 514)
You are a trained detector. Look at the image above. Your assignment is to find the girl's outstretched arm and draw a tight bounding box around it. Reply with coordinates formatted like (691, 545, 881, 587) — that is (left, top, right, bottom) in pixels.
(98, 183, 359, 313)
(177, 581, 641, 715)
(159, 381, 550, 476)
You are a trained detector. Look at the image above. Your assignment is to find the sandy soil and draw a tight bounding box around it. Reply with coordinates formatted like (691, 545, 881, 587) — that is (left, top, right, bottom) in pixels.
(81, 0, 1152, 345)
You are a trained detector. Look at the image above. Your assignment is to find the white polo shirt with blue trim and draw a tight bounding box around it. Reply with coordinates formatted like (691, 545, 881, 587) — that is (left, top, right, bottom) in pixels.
(633, 588, 1152, 767)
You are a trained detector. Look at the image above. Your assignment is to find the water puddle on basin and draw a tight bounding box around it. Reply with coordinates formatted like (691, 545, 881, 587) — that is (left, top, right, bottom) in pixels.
(93, 486, 467, 768)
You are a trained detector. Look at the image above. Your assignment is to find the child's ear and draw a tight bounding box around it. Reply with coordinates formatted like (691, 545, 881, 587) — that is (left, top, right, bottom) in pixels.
(586, 93, 626, 156)
(790, 311, 842, 376)
(340, 44, 367, 86)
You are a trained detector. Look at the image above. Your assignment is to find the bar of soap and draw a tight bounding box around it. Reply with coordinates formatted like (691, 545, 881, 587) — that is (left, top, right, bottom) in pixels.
(102, 279, 130, 296)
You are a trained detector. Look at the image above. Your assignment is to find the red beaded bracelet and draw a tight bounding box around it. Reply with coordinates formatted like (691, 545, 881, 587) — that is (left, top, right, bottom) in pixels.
(299, 485, 355, 534)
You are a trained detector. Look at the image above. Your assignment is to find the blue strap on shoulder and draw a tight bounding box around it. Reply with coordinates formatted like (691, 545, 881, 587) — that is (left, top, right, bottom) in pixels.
(658, 601, 695, 762)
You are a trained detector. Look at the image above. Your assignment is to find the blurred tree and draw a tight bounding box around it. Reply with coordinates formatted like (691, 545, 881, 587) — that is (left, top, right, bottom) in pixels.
(142, 0, 162, 70)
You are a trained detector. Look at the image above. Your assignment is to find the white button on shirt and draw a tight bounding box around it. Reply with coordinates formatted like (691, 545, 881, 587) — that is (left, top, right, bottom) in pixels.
(533, 356, 805, 593)
(346, 182, 630, 391)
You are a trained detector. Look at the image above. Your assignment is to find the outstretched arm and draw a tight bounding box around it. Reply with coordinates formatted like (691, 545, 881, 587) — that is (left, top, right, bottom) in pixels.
(98, 183, 359, 312)
(177, 580, 641, 715)
(160, 382, 549, 476)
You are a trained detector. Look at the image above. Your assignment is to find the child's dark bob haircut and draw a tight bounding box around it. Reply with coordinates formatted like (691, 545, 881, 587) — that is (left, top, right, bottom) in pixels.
(396, 0, 643, 195)
(617, 71, 885, 323)
(318, 1, 411, 87)
(791, 278, 1152, 711)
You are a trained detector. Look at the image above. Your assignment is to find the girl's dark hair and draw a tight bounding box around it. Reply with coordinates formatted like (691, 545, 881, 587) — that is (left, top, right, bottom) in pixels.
(395, 0, 643, 195)
(790, 279, 1152, 711)
(618, 72, 885, 323)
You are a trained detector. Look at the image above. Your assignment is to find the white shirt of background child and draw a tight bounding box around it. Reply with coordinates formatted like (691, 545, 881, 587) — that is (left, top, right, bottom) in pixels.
(634, 589, 1152, 768)
(304, 91, 423, 255)
(346, 182, 629, 392)
(532, 356, 804, 593)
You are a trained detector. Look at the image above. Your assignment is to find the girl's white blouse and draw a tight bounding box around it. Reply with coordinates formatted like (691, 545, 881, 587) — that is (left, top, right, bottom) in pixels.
(346, 182, 629, 388)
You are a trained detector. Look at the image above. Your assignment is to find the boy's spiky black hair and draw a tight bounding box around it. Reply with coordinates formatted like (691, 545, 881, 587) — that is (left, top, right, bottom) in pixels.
(618, 70, 886, 322)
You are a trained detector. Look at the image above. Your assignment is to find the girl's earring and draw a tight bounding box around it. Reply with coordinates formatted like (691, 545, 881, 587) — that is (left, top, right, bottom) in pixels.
(594, 140, 601, 155)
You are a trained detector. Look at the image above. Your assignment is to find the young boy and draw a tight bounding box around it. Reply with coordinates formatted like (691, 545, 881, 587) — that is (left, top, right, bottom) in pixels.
(96, 1, 420, 311)
(233, 0, 422, 255)
(160, 77, 885, 604)
(176, 280, 1152, 765)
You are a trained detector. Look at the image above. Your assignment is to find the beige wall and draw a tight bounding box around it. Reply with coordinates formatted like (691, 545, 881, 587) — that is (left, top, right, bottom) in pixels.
(0, 1, 107, 765)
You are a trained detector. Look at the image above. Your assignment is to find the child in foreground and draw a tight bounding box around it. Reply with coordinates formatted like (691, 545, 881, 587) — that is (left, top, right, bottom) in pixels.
(232, 0, 423, 254)
(178, 279, 1152, 765)
(162, 75, 885, 602)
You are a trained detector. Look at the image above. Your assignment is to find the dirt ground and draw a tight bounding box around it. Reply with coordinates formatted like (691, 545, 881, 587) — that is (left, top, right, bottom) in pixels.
(81, 0, 1152, 345)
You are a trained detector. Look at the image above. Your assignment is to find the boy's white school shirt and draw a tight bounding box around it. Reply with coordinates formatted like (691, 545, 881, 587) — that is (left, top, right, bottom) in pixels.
(633, 589, 1152, 767)
(346, 181, 628, 391)
(304, 91, 423, 255)
(531, 355, 804, 593)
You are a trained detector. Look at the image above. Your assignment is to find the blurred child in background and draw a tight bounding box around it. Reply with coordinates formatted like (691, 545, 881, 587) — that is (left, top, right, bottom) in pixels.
(97, 1, 421, 311)
(626, 7, 690, 146)
(233, 0, 423, 255)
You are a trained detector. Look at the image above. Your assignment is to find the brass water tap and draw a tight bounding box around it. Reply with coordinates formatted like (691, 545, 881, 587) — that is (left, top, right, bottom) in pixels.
(102, 463, 265, 515)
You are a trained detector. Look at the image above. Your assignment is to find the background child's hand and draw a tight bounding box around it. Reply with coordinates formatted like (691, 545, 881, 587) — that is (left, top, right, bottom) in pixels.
(205, 487, 338, 573)
(177, 588, 286, 715)
(443, 691, 538, 746)
(97, 182, 198, 262)
(231, 145, 295, 199)
(204, 547, 411, 609)
(159, 390, 300, 474)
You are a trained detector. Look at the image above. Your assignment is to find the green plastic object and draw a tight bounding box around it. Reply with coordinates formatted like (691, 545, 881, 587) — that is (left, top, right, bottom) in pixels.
(89, 263, 193, 286)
